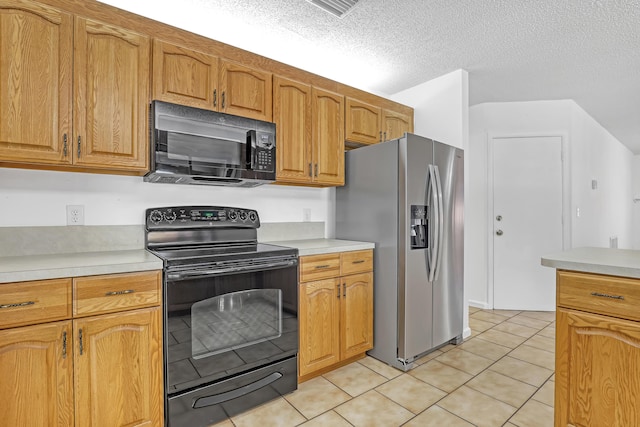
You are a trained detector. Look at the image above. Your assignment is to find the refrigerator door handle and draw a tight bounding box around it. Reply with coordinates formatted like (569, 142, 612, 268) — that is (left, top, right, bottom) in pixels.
(433, 164, 445, 281)
(427, 164, 439, 282)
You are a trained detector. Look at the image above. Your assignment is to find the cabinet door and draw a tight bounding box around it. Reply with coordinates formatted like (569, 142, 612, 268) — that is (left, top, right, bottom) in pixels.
(0, 0, 72, 165)
(312, 87, 344, 186)
(74, 308, 163, 427)
(74, 17, 149, 172)
(0, 321, 73, 426)
(556, 308, 640, 427)
(382, 108, 413, 141)
(299, 278, 341, 377)
(152, 40, 218, 110)
(220, 59, 272, 121)
(340, 272, 373, 360)
(273, 76, 312, 183)
(345, 97, 382, 145)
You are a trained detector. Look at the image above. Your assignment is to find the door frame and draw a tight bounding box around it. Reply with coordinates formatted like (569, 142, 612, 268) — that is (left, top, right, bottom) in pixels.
(487, 132, 571, 309)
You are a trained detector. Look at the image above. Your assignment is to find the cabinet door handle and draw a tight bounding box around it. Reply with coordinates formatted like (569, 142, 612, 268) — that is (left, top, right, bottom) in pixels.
(221, 91, 225, 109)
(213, 89, 217, 107)
(314, 163, 318, 177)
(343, 283, 346, 297)
(383, 131, 387, 141)
(336, 284, 340, 298)
(78, 328, 84, 355)
(105, 289, 135, 296)
(63, 133, 68, 157)
(309, 163, 313, 177)
(77, 136, 81, 158)
(379, 131, 382, 142)
(314, 265, 330, 269)
(0, 301, 35, 309)
(590, 291, 625, 300)
(62, 331, 67, 359)
(352, 260, 365, 264)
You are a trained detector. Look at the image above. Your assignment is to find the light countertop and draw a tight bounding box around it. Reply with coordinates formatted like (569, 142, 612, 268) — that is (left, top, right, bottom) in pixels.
(0, 250, 163, 284)
(541, 247, 640, 279)
(266, 238, 374, 256)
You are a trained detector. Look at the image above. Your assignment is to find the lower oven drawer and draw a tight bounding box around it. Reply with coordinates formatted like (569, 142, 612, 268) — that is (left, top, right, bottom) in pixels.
(167, 356, 297, 427)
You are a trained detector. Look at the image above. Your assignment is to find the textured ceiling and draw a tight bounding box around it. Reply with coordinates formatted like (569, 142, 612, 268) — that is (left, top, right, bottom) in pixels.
(99, 0, 640, 153)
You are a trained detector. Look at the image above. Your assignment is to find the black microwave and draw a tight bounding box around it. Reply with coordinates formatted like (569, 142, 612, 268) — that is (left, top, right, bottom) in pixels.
(144, 101, 276, 187)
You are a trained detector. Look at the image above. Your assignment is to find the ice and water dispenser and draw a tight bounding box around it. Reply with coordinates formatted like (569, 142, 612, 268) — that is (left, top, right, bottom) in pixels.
(410, 205, 428, 249)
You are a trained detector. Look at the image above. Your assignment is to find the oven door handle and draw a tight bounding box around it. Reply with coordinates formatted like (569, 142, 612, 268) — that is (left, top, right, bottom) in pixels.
(166, 260, 297, 280)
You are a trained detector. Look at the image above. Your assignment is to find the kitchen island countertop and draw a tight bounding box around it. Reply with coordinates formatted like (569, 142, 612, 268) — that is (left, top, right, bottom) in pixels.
(0, 250, 163, 284)
(266, 238, 374, 256)
(541, 247, 640, 278)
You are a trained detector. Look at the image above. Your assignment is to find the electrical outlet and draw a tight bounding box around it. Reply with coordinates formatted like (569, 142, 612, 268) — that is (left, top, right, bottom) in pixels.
(66, 205, 84, 225)
(303, 208, 311, 222)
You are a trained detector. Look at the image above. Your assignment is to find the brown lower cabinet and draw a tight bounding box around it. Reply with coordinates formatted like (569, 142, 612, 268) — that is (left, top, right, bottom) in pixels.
(0, 271, 163, 427)
(555, 270, 640, 427)
(298, 250, 373, 381)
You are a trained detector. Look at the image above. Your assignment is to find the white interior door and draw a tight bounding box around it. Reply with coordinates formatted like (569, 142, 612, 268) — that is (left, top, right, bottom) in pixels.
(492, 136, 563, 311)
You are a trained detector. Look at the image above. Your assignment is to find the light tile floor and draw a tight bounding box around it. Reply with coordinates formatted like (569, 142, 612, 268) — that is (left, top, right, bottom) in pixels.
(213, 307, 556, 426)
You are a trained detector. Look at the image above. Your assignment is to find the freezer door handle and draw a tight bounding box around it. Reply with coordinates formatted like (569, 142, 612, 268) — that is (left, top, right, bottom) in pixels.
(433, 164, 444, 281)
(427, 165, 439, 282)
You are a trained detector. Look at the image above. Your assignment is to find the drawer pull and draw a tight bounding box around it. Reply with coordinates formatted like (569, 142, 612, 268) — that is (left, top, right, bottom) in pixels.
(590, 291, 625, 300)
(314, 265, 331, 269)
(0, 301, 35, 309)
(352, 260, 365, 264)
(105, 289, 135, 296)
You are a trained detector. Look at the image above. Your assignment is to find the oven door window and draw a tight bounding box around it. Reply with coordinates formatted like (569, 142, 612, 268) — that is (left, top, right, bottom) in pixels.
(191, 288, 282, 359)
(165, 265, 298, 394)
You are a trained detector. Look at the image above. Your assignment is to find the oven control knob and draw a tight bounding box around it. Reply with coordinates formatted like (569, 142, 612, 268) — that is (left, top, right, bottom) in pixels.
(239, 211, 248, 221)
(149, 210, 163, 224)
(163, 210, 177, 223)
(249, 211, 257, 222)
(228, 210, 238, 221)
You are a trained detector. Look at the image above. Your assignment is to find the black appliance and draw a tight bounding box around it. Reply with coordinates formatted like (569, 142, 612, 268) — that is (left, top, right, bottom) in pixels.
(145, 206, 298, 426)
(145, 101, 276, 187)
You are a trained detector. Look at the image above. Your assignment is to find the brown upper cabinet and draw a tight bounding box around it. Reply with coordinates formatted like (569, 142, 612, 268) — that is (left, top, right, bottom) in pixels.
(153, 40, 273, 121)
(274, 76, 344, 186)
(0, 1, 149, 174)
(345, 97, 413, 145)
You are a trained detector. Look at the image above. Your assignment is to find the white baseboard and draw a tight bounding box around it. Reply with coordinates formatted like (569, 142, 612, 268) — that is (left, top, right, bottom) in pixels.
(462, 327, 472, 339)
(468, 300, 490, 309)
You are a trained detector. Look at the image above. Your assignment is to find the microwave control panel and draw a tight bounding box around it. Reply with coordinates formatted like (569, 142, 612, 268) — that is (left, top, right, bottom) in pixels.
(254, 132, 275, 171)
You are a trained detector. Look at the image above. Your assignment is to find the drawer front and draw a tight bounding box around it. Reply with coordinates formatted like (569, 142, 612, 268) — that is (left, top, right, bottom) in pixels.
(341, 250, 373, 276)
(0, 278, 72, 328)
(300, 254, 341, 282)
(74, 271, 161, 317)
(558, 271, 640, 321)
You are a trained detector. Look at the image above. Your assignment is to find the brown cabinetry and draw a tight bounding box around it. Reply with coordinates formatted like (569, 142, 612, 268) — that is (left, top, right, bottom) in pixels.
(274, 76, 344, 186)
(0, 270, 163, 427)
(0, 1, 149, 174)
(153, 40, 272, 121)
(555, 270, 640, 427)
(346, 97, 413, 146)
(299, 249, 373, 381)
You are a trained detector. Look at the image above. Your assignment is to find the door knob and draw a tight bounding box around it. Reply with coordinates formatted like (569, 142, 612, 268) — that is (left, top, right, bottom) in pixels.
(496, 230, 503, 236)
(496, 215, 502, 221)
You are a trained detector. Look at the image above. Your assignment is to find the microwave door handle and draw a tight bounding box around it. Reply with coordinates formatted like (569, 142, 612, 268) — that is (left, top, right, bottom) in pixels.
(246, 129, 257, 170)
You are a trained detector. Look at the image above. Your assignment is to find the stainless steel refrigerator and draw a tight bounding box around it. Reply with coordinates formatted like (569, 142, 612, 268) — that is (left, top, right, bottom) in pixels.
(336, 133, 464, 371)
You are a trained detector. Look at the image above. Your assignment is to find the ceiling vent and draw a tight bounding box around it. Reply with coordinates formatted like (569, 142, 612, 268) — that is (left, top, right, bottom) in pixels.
(307, 0, 361, 18)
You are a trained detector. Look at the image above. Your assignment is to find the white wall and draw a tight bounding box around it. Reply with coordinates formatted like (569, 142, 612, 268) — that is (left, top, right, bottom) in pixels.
(634, 156, 640, 249)
(391, 69, 468, 150)
(391, 69, 471, 337)
(0, 168, 332, 229)
(468, 100, 634, 308)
